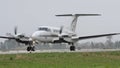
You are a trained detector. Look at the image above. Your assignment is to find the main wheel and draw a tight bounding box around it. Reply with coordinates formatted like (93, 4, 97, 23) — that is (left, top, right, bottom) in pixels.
(70, 45, 76, 51)
(27, 47, 32, 51)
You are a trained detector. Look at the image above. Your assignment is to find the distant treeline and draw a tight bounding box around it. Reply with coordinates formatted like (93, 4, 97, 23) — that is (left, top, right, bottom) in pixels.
(0, 39, 120, 51)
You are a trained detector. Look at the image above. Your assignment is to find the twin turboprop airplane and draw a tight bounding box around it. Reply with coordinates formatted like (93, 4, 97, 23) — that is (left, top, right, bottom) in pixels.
(0, 14, 120, 51)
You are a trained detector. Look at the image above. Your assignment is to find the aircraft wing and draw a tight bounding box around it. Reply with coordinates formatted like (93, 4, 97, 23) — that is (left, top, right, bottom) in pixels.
(0, 36, 15, 39)
(0, 36, 33, 45)
(72, 33, 120, 40)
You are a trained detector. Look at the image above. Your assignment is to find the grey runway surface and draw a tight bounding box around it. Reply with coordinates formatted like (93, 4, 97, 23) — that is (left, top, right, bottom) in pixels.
(0, 49, 120, 54)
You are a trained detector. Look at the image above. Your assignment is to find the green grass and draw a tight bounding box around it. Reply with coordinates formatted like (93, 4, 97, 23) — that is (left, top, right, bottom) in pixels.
(0, 51, 120, 68)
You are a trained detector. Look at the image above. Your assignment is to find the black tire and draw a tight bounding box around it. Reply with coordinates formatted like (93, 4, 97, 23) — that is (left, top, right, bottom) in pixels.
(70, 45, 76, 51)
(27, 47, 31, 51)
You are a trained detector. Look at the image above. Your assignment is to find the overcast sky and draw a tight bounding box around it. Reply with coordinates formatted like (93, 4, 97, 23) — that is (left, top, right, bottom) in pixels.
(0, 0, 120, 42)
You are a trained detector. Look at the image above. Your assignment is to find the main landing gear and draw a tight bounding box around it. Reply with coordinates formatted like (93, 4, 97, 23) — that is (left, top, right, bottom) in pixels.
(70, 45, 76, 51)
(27, 46, 35, 51)
(69, 43, 76, 51)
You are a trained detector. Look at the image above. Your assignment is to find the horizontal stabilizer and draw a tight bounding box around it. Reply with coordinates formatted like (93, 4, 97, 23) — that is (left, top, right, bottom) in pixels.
(56, 14, 101, 17)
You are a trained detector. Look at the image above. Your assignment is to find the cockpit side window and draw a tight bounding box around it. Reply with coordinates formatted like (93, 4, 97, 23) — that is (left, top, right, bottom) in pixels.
(53, 29, 59, 33)
(38, 27, 51, 32)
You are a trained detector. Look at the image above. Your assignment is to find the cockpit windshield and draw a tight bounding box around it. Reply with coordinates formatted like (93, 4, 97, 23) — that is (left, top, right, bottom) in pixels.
(38, 27, 51, 31)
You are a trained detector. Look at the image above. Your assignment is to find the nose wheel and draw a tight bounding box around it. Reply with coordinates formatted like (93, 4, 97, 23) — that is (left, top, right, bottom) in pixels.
(27, 46, 35, 51)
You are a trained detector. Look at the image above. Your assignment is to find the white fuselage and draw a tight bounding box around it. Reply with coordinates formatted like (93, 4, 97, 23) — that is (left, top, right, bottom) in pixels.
(30, 14, 100, 43)
(31, 26, 76, 43)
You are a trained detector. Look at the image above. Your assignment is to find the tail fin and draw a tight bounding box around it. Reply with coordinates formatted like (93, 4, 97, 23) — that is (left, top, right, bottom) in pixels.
(56, 14, 100, 32)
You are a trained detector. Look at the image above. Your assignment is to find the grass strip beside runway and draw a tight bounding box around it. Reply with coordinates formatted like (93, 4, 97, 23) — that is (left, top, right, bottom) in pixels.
(0, 51, 120, 68)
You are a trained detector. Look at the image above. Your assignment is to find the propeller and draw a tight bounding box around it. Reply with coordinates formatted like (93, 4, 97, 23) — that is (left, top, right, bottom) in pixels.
(58, 26, 69, 42)
(14, 26, 25, 38)
(58, 26, 64, 38)
(14, 26, 21, 46)
(59, 26, 70, 38)
(14, 26, 17, 35)
(59, 26, 63, 34)
(53, 26, 71, 43)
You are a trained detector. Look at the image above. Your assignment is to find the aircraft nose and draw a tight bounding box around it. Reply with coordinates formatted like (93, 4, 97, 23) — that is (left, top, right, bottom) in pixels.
(31, 31, 46, 40)
(31, 31, 40, 40)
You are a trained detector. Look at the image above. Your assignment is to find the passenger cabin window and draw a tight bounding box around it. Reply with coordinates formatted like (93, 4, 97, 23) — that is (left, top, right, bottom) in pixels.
(38, 27, 51, 32)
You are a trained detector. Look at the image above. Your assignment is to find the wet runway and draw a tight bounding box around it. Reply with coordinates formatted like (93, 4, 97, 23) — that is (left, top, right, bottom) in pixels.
(0, 49, 120, 54)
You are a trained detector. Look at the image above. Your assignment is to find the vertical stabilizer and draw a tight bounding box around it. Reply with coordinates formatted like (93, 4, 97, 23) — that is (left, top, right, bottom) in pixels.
(56, 14, 100, 32)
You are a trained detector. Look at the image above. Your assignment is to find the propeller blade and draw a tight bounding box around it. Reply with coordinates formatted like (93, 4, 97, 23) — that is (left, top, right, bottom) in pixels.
(59, 26, 63, 34)
(14, 26, 17, 35)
